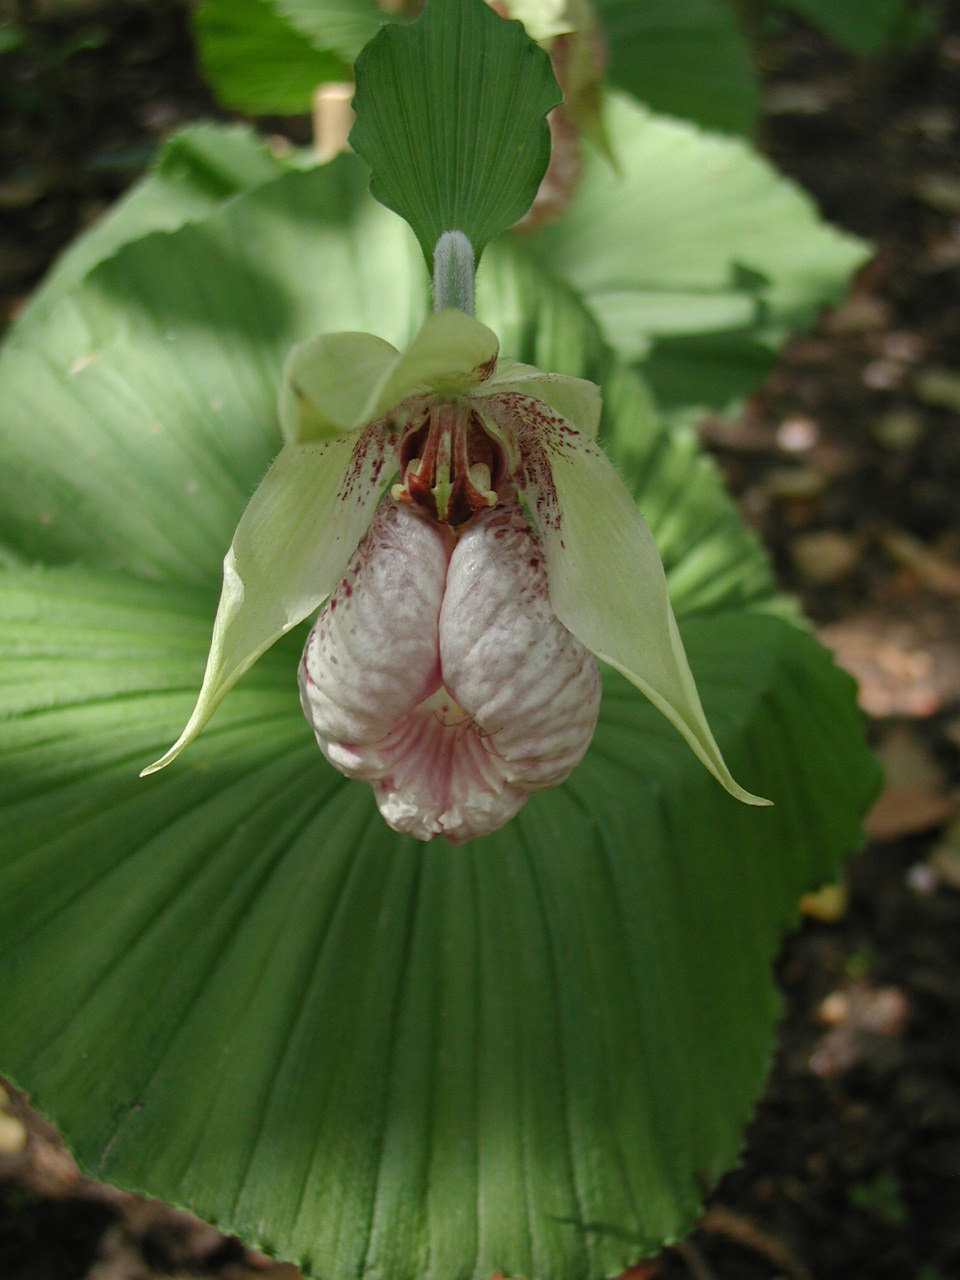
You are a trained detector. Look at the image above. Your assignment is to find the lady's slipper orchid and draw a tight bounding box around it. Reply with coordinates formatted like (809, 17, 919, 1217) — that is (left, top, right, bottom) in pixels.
(144, 307, 769, 839)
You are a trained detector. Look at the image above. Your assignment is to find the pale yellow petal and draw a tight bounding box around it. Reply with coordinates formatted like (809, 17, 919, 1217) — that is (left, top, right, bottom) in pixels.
(143, 426, 394, 774)
(370, 309, 500, 416)
(279, 311, 500, 445)
(502, 401, 769, 805)
(280, 332, 400, 443)
(479, 357, 602, 440)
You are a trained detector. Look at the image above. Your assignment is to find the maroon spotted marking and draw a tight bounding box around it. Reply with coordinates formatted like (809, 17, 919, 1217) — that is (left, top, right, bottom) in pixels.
(480, 393, 578, 537)
(337, 422, 398, 508)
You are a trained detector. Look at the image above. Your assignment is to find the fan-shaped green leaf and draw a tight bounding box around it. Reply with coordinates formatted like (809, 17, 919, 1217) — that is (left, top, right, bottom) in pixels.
(350, 0, 561, 264)
(1, 151, 786, 616)
(0, 175, 782, 617)
(0, 567, 878, 1280)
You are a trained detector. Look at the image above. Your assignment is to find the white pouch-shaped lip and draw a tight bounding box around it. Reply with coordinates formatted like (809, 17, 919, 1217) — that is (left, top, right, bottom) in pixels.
(299, 499, 602, 844)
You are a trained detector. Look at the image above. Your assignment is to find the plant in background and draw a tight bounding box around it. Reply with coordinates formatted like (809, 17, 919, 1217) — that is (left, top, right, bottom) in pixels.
(192, 0, 936, 143)
(0, 0, 880, 1278)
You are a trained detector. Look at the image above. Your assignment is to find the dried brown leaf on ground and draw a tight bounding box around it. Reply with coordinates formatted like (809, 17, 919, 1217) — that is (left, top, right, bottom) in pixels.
(865, 724, 957, 841)
(878, 526, 960, 596)
(820, 599, 960, 718)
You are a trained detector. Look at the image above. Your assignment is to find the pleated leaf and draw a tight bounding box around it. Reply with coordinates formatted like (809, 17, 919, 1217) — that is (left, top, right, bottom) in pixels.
(0, 567, 878, 1280)
(350, 0, 561, 264)
(0, 160, 782, 618)
(0, 139, 878, 1278)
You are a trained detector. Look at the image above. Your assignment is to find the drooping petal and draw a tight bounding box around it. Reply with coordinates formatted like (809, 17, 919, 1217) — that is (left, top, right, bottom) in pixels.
(280, 310, 500, 444)
(479, 357, 602, 440)
(497, 396, 770, 806)
(280, 332, 401, 443)
(142, 424, 394, 775)
(299, 502, 450, 748)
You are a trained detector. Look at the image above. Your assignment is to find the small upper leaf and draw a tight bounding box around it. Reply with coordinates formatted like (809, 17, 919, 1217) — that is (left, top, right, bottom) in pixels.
(350, 0, 562, 265)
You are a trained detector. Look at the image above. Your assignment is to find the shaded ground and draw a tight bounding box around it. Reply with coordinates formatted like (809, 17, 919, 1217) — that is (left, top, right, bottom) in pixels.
(2, 2, 960, 1278)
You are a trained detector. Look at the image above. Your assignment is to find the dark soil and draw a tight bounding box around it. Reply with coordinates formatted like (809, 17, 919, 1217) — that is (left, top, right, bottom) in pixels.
(2, 3, 960, 1279)
(0, 0, 213, 321)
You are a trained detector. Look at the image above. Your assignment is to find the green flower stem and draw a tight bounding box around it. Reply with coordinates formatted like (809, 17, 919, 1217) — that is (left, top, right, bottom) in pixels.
(433, 230, 475, 315)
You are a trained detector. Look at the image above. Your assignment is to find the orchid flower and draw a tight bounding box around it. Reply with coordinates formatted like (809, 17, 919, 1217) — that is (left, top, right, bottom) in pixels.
(144, 279, 768, 840)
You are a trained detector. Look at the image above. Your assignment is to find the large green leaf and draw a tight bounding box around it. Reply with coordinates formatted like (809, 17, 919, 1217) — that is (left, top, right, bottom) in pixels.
(350, 0, 561, 264)
(523, 91, 871, 409)
(194, 0, 382, 114)
(0, 141, 876, 1277)
(0, 567, 878, 1280)
(593, 0, 760, 135)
